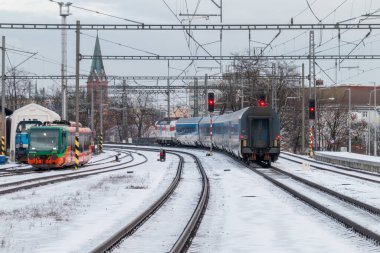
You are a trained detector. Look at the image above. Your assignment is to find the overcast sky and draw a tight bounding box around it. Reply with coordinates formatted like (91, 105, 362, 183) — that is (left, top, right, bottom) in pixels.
(1, 0, 380, 105)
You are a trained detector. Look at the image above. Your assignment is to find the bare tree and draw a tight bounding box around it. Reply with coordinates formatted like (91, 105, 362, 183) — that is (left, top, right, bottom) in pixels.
(129, 93, 156, 138)
(5, 68, 30, 110)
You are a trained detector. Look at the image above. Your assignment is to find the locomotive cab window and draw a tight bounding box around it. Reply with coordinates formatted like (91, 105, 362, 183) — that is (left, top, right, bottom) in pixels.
(29, 129, 60, 151)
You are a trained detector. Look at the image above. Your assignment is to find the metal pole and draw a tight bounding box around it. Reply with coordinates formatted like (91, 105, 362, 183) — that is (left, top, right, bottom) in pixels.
(1, 36, 5, 156)
(59, 2, 71, 120)
(302, 63, 305, 154)
(369, 93, 372, 155)
(375, 83, 377, 156)
(204, 74, 208, 114)
(241, 76, 244, 109)
(100, 77, 103, 150)
(248, 29, 251, 57)
(194, 77, 198, 117)
(219, 0, 223, 74)
(210, 112, 213, 155)
(74, 20, 80, 170)
(122, 80, 127, 141)
(91, 81, 94, 133)
(271, 63, 275, 111)
(348, 88, 351, 153)
(167, 60, 170, 119)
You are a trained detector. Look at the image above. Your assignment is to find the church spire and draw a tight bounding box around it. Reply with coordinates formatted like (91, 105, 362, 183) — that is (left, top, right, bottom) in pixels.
(90, 34, 105, 77)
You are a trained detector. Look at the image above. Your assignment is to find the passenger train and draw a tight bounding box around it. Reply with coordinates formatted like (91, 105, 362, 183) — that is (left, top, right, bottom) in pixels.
(28, 121, 92, 169)
(156, 106, 281, 166)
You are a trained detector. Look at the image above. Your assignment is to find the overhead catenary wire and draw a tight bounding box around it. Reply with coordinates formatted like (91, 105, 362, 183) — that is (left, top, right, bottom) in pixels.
(306, 0, 322, 23)
(49, 0, 144, 25)
(80, 32, 159, 56)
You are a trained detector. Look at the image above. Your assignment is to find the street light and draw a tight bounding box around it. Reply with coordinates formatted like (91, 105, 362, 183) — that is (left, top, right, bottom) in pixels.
(317, 97, 335, 151)
(368, 86, 380, 156)
(50, 0, 72, 120)
(345, 88, 351, 153)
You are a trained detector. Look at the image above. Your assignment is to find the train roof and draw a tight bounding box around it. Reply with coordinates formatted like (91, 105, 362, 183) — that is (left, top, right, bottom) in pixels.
(199, 115, 220, 124)
(176, 117, 203, 124)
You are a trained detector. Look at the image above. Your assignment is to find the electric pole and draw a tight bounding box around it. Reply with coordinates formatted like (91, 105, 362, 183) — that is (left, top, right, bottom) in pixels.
(57, 1, 71, 120)
(1, 36, 5, 156)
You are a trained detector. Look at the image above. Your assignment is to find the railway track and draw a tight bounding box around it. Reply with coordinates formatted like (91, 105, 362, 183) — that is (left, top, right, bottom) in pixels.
(0, 149, 145, 195)
(281, 152, 380, 182)
(92, 145, 209, 253)
(0, 151, 123, 178)
(242, 161, 380, 244)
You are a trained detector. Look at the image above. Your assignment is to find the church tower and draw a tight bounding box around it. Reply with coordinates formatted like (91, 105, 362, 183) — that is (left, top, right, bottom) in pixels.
(87, 34, 108, 107)
(87, 35, 108, 135)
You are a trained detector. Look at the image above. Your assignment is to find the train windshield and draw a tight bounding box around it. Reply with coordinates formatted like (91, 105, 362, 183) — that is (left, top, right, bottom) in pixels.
(16, 121, 42, 133)
(29, 129, 60, 151)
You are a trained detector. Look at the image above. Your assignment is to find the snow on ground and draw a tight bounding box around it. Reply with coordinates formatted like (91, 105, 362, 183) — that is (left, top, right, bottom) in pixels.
(281, 152, 380, 180)
(0, 150, 125, 185)
(276, 158, 380, 209)
(185, 150, 379, 253)
(106, 144, 380, 252)
(0, 150, 178, 252)
(316, 151, 380, 163)
(114, 153, 202, 253)
(2, 143, 380, 252)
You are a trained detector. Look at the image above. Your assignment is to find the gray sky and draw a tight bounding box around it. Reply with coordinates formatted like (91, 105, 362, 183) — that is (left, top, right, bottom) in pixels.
(1, 0, 380, 103)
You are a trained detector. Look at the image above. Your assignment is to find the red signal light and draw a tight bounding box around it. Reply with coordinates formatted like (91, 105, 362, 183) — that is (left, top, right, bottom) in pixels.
(309, 107, 315, 112)
(259, 99, 266, 107)
(208, 99, 214, 105)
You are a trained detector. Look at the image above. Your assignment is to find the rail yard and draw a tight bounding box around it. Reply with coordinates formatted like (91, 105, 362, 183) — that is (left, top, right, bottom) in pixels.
(2, 0, 380, 252)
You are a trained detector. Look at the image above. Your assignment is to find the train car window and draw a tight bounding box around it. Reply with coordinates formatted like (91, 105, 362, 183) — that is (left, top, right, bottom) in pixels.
(79, 135, 84, 152)
(29, 129, 59, 151)
(61, 132, 66, 152)
(70, 132, 75, 150)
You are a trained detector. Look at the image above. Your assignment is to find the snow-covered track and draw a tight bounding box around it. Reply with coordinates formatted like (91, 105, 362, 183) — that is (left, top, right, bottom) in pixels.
(281, 152, 380, 181)
(248, 163, 380, 244)
(0, 150, 145, 195)
(92, 145, 209, 253)
(0, 152, 123, 178)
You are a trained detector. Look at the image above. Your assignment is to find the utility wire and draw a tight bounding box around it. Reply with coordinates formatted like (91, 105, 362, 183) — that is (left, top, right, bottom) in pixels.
(320, 0, 349, 21)
(293, 0, 318, 19)
(49, 0, 144, 25)
(340, 29, 372, 64)
(315, 61, 336, 84)
(306, 0, 321, 22)
(80, 32, 159, 56)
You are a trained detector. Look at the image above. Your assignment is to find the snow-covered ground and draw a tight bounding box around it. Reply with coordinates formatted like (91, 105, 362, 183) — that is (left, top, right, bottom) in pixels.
(1, 144, 380, 252)
(0, 150, 178, 252)
(316, 151, 380, 164)
(113, 153, 202, 253)
(0, 150, 129, 185)
(186, 150, 379, 253)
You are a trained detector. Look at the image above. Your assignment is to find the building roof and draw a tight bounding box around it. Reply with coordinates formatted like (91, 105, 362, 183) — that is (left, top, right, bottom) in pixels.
(317, 85, 380, 107)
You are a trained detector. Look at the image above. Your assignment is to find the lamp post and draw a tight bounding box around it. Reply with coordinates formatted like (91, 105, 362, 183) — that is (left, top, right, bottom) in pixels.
(375, 83, 378, 156)
(368, 86, 380, 156)
(317, 97, 335, 151)
(52, 1, 72, 120)
(345, 88, 351, 153)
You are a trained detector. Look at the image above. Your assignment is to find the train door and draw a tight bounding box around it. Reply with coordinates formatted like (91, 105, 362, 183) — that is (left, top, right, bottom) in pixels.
(249, 117, 270, 148)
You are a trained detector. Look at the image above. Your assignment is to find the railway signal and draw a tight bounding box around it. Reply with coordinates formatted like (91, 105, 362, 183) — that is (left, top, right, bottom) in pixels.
(309, 99, 316, 120)
(258, 95, 266, 107)
(208, 93, 215, 112)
